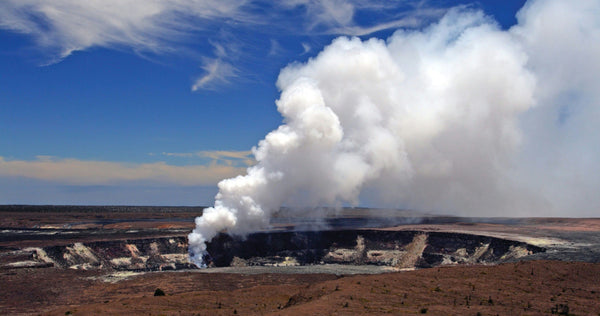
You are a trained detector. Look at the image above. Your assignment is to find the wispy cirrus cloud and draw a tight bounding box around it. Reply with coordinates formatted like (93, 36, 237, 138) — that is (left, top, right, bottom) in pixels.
(0, 0, 446, 87)
(192, 57, 238, 91)
(0, 155, 247, 186)
(276, 0, 445, 36)
(268, 39, 284, 57)
(0, 0, 249, 61)
(191, 39, 241, 90)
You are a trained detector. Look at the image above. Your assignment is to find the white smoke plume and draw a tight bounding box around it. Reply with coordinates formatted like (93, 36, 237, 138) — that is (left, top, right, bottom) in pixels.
(189, 0, 600, 266)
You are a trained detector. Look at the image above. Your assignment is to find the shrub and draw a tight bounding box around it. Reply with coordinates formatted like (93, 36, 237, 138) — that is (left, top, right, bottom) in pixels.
(154, 288, 166, 296)
(551, 303, 569, 315)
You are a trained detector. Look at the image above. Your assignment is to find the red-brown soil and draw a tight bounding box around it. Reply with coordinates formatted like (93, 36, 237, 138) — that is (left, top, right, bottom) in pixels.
(2, 206, 600, 315)
(0, 261, 598, 315)
(0, 206, 197, 230)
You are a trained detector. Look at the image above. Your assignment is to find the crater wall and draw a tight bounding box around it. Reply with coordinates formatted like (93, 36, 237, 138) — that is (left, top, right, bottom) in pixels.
(2, 230, 544, 271)
(205, 230, 544, 269)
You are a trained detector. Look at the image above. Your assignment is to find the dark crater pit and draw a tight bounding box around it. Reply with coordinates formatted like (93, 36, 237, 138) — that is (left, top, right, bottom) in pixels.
(204, 230, 544, 269)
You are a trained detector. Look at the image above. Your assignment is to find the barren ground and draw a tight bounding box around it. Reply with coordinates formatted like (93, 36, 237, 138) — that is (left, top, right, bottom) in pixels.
(1, 206, 599, 315)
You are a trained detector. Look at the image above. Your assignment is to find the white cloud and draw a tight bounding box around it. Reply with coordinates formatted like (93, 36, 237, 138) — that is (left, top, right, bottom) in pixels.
(0, 0, 447, 86)
(0, 156, 247, 186)
(189, 37, 243, 90)
(277, 0, 445, 36)
(307, 0, 356, 30)
(0, 0, 248, 62)
(192, 57, 238, 91)
(328, 13, 440, 36)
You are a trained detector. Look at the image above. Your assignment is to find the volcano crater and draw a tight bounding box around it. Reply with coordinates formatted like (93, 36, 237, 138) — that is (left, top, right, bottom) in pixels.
(202, 229, 544, 270)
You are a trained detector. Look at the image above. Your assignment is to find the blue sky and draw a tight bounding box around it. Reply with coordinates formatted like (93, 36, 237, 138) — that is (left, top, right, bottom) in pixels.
(0, 0, 527, 206)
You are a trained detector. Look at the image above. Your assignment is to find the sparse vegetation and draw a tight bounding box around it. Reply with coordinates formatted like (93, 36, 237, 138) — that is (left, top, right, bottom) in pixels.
(550, 303, 569, 315)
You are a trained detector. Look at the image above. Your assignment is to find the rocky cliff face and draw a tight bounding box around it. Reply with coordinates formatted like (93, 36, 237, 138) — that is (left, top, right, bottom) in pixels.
(10, 237, 195, 271)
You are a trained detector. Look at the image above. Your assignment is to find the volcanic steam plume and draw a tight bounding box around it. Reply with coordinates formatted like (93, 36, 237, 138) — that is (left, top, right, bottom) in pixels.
(189, 0, 600, 266)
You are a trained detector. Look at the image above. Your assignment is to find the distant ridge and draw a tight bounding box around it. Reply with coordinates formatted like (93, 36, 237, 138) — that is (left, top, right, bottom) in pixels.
(0, 205, 206, 213)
